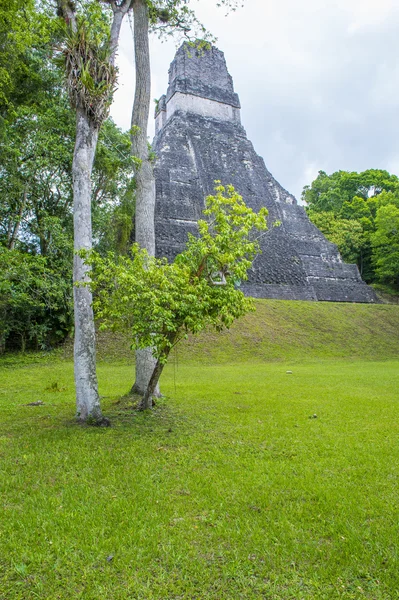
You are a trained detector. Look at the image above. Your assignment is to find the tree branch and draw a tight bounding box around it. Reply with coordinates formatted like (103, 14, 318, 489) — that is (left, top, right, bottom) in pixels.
(109, 0, 132, 66)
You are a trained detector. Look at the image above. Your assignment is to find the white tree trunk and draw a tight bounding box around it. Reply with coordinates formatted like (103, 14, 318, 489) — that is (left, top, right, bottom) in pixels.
(130, 0, 159, 401)
(73, 108, 102, 421)
(132, 346, 159, 398)
(57, 0, 129, 422)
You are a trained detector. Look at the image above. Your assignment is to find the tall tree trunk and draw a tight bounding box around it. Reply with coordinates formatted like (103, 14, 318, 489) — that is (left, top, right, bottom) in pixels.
(57, 0, 130, 422)
(72, 107, 102, 422)
(130, 0, 159, 401)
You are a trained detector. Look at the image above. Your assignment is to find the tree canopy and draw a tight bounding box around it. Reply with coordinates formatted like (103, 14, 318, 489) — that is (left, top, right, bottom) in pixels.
(303, 169, 399, 289)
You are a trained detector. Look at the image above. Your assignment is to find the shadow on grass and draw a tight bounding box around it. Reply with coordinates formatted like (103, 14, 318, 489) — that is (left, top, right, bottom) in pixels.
(62, 393, 187, 438)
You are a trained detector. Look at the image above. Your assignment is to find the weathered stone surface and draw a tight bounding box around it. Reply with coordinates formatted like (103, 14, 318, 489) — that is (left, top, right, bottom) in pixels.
(165, 44, 240, 108)
(153, 43, 378, 303)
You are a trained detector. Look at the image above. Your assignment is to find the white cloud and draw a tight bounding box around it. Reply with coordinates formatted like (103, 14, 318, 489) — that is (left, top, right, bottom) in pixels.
(346, 0, 398, 34)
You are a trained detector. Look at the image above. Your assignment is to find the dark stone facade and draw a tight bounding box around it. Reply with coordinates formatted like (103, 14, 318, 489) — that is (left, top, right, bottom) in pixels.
(153, 44, 378, 303)
(165, 44, 240, 109)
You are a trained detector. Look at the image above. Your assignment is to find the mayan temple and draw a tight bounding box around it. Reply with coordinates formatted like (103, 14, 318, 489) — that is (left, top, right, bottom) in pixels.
(153, 43, 378, 303)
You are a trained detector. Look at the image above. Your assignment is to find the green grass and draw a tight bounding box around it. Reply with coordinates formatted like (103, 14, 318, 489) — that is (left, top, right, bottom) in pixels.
(180, 300, 399, 363)
(1, 300, 399, 599)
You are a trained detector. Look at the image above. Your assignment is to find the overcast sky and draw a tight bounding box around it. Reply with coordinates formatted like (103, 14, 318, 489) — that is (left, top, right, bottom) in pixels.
(110, 0, 399, 201)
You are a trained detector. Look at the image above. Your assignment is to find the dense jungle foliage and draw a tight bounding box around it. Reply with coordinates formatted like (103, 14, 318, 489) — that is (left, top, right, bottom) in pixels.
(303, 169, 399, 292)
(0, 1, 135, 352)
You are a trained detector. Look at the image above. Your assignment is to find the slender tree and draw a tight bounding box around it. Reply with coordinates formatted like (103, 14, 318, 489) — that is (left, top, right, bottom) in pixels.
(129, 0, 244, 401)
(56, 0, 131, 422)
(129, 0, 158, 397)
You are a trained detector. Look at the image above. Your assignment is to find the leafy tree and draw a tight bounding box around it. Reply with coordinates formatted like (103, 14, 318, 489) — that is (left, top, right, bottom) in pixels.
(372, 203, 399, 287)
(85, 184, 267, 409)
(0, 247, 72, 354)
(0, 0, 136, 376)
(302, 169, 399, 214)
(0, 92, 134, 256)
(0, 0, 57, 118)
(0, 3, 74, 353)
(0, 98, 75, 253)
(130, 0, 245, 396)
(303, 169, 399, 285)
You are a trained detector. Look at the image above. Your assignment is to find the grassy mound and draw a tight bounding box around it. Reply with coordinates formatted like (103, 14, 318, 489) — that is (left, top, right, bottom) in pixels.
(182, 299, 399, 363)
(86, 299, 399, 364)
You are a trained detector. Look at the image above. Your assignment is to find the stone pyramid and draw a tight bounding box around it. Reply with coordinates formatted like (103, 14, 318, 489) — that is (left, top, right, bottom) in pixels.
(153, 43, 378, 303)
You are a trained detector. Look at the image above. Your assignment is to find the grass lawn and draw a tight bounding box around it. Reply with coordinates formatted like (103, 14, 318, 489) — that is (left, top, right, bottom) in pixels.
(1, 352, 399, 599)
(1, 300, 399, 599)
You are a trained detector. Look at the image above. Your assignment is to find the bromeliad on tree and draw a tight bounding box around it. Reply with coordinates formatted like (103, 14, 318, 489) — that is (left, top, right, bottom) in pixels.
(83, 184, 268, 410)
